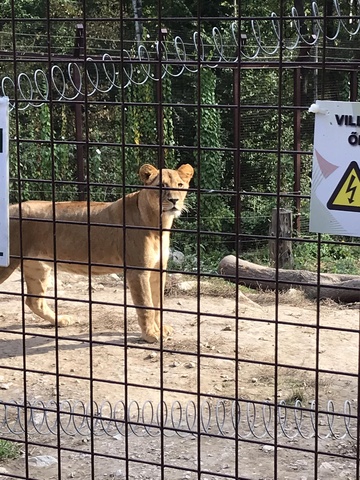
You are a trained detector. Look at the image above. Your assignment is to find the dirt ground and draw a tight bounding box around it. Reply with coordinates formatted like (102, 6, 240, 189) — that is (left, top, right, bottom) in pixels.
(0, 270, 359, 479)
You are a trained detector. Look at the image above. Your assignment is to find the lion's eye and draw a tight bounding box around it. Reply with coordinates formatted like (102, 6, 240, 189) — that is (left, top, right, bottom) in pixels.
(178, 183, 183, 188)
(162, 182, 168, 188)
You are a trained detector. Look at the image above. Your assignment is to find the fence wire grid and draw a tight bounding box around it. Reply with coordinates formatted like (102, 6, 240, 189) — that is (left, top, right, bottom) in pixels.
(1, 1, 360, 479)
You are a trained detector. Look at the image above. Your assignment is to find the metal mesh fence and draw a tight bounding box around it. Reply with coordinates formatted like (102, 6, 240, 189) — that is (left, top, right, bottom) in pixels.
(0, 1, 360, 479)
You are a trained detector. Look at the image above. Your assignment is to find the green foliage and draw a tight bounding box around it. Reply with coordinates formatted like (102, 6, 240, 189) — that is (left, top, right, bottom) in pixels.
(168, 67, 234, 263)
(124, 74, 176, 173)
(195, 68, 233, 243)
(1, 0, 80, 18)
(9, 105, 77, 202)
(240, 237, 360, 276)
(162, 72, 177, 168)
(0, 439, 21, 461)
(293, 235, 360, 274)
(239, 243, 270, 266)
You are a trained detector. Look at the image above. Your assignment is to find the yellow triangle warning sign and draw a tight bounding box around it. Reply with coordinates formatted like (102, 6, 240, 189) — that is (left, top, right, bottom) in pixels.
(327, 161, 360, 212)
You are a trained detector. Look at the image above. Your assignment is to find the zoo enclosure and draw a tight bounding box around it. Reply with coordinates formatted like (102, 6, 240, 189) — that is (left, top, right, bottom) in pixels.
(1, 1, 360, 479)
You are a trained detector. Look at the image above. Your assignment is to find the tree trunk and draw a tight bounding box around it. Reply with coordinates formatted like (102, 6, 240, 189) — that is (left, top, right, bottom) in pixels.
(268, 208, 293, 269)
(218, 255, 360, 303)
(132, 0, 143, 46)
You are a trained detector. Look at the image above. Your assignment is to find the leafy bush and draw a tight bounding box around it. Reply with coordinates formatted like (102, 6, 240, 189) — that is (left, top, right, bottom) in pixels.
(0, 439, 21, 461)
(293, 235, 360, 274)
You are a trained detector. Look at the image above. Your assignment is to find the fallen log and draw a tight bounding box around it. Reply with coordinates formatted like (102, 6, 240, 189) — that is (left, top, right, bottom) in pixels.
(218, 255, 360, 303)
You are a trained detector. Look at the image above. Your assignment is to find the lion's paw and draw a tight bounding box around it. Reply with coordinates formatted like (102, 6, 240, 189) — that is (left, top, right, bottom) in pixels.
(162, 324, 173, 338)
(142, 329, 159, 343)
(142, 324, 173, 343)
(57, 315, 74, 327)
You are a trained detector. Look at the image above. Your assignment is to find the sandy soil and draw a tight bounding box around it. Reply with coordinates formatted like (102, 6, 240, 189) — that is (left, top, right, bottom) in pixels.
(0, 270, 359, 479)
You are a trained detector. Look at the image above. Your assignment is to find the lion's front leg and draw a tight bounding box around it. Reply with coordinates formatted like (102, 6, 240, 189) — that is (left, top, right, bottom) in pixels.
(150, 270, 173, 339)
(127, 269, 170, 343)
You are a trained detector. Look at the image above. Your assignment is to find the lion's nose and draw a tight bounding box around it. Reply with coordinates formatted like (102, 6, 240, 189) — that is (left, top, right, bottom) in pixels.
(169, 198, 178, 206)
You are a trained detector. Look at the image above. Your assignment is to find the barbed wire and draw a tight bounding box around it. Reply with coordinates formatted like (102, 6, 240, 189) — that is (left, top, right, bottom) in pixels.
(1, 0, 360, 111)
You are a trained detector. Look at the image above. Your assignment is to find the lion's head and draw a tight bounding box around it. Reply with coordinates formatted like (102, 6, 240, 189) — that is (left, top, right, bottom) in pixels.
(139, 164, 194, 218)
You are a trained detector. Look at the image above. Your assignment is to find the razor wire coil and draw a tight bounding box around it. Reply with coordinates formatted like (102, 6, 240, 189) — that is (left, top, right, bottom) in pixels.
(1, 0, 360, 111)
(0, 397, 357, 441)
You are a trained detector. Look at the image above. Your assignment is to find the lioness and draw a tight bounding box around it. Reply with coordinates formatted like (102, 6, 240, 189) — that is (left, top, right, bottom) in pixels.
(0, 163, 194, 342)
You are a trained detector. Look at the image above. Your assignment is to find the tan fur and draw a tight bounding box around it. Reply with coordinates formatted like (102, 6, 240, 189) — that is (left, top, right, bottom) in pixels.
(0, 164, 194, 343)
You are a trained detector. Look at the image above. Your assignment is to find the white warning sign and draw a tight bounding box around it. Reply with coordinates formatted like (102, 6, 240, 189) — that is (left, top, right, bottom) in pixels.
(0, 97, 9, 267)
(309, 100, 360, 237)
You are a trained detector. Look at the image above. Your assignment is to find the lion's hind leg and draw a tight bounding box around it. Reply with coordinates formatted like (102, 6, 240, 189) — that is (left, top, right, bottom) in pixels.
(23, 260, 73, 327)
(0, 258, 20, 285)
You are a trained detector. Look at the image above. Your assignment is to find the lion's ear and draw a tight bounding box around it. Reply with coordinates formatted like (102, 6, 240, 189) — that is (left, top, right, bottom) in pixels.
(139, 164, 158, 184)
(177, 164, 194, 183)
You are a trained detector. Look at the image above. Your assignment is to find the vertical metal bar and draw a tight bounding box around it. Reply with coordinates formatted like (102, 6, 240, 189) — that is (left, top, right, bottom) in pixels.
(73, 24, 85, 201)
(350, 70, 358, 102)
(156, 3, 166, 480)
(195, 6, 203, 479)
(274, 3, 287, 478)
(293, 67, 302, 233)
(43, 3, 62, 478)
(155, 29, 166, 169)
(119, 3, 130, 478)
(357, 308, 360, 480)
(348, 18, 360, 443)
(79, 6, 96, 479)
(314, 237, 322, 480)
(9, 0, 29, 478)
(233, 33, 241, 480)
(233, 58, 241, 225)
(314, 6, 330, 479)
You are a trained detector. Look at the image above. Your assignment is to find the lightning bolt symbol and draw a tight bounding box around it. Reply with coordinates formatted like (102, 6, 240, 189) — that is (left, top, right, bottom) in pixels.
(346, 174, 356, 204)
